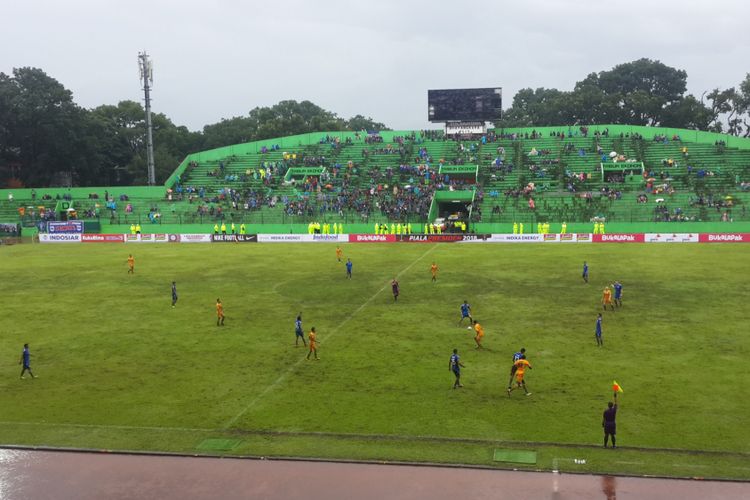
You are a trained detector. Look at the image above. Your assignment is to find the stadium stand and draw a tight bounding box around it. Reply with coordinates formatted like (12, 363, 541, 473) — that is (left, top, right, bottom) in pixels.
(1, 125, 749, 232)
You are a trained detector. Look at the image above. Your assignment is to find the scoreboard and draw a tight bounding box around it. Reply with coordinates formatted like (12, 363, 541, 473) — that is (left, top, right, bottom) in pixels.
(428, 88, 502, 122)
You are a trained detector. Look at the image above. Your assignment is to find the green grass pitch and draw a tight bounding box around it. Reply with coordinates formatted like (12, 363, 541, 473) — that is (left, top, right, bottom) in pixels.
(0, 242, 748, 479)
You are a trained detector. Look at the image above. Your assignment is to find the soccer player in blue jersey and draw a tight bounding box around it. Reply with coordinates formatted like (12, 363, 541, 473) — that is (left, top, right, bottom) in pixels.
(582, 261, 589, 283)
(171, 281, 178, 308)
(295, 313, 306, 347)
(595, 313, 603, 347)
(346, 258, 353, 279)
(449, 348, 465, 389)
(612, 281, 623, 307)
(507, 348, 526, 389)
(19, 343, 35, 379)
(457, 300, 473, 326)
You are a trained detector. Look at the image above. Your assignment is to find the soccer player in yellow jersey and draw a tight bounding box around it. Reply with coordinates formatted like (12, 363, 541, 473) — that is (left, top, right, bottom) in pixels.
(306, 327, 319, 360)
(602, 286, 614, 311)
(127, 254, 135, 274)
(216, 299, 225, 326)
(508, 358, 532, 396)
(336, 246, 343, 262)
(430, 262, 438, 282)
(473, 320, 485, 349)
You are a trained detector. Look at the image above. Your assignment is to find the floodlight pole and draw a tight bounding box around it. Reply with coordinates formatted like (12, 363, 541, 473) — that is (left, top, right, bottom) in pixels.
(138, 51, 156, 186)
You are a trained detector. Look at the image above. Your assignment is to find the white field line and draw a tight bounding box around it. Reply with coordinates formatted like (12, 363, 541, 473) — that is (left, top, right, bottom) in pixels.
(0, 421, 213, 433)
(222, 244, 439, 429)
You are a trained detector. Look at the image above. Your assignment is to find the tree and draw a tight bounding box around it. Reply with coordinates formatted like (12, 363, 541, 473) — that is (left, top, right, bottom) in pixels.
(498, 59, 707, 129)
(0, 67, 90, 186)
(661, 95, 712, 130)
(345, 114, 389, 131)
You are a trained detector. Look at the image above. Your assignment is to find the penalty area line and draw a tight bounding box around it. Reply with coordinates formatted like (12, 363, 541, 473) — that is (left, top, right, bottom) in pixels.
(222, 244, 439, 430)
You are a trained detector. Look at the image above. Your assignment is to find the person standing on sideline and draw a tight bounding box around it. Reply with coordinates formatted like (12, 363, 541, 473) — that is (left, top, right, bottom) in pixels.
(295, 314, 306, 347)
(20, 344, 35, 379)
(449, 349, 464, 389)
(127, 254, 135, 274)
(306, 327, 319, 360)
(595, 313, 603, 346)
(346, 258, 353, 279)
(171, 282, 178, 308)
(216, 299, 225, 326)
(391, 278, 400, 301)
(603, 393, 619, 448)
(582, 261, 589, 283)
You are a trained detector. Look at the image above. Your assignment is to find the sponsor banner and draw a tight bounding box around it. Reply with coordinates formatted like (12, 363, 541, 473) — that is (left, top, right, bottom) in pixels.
(398, 234, 466, 243)
(593, 233, 645, 243)
(48, 221, 84, 234)
(644, 233, 699, 243)
(349, 234, 397, 243)
(177, 234, 212, 243)
(559, 233, 577, 242)
(311, 234, 348, 242)
(39, 233, 81, 243)
(576, 233, 591, 242)
(456, 234, 493, 243)
(489, 234, 545, 243)
(81, 234, 125, 243)
(258, 234, 305, 243)
(124, 234, 168, 243)
(699, 233, 750, 243)
(543, 234, 559, 242)
(257, 234, 349, 243)
(211, 234, 258, 243)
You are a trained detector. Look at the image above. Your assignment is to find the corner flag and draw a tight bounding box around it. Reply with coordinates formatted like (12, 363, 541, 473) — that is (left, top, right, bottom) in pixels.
(612, 381, 624, 393)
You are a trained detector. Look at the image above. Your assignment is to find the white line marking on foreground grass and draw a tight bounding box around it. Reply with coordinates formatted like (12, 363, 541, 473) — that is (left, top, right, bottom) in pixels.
(0, 421, 214, 433)
(222, 244, 439, 429)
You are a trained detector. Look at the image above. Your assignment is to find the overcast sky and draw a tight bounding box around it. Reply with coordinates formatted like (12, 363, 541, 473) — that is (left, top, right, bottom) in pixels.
(3, 0, 749, 132)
